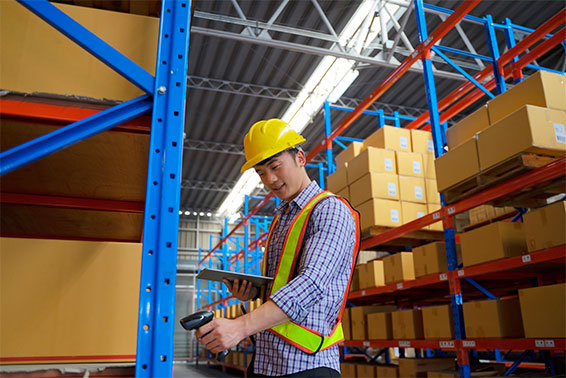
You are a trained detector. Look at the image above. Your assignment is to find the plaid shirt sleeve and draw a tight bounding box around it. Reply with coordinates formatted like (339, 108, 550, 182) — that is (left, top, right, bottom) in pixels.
(269, 197, 355, 324)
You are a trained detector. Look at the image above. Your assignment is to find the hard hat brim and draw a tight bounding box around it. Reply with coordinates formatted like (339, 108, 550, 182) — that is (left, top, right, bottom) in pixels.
(240, 136, 306, 172)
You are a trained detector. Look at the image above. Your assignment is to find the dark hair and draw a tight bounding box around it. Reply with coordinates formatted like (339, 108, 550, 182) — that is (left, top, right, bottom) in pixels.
(256, 147, 301, 167)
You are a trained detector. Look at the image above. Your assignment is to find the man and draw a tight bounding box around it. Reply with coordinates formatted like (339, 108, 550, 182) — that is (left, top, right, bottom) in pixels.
(197, 119, 359, 377)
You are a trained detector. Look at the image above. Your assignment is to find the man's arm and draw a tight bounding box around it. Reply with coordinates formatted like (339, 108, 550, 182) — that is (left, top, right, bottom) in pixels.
(197, 300, 289, 354)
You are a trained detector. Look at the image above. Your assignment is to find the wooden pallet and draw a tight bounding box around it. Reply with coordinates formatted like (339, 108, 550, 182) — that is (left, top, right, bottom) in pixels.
(361, 225, 444, 251)
(442, 153, 563, 206)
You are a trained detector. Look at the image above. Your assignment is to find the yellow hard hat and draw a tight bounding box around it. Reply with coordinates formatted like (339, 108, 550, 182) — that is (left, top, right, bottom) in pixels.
(241, 119, 306, 172)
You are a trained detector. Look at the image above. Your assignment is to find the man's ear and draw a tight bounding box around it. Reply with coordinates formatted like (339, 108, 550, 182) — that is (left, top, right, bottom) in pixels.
(295, 149, 307, 167)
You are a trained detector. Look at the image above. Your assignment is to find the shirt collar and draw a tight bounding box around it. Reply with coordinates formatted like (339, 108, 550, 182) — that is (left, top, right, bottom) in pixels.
(274, 181, 322, 214)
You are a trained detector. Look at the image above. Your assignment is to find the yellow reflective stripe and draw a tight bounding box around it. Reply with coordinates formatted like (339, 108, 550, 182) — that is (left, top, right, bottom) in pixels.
(262, 214, 279, 277)
(270, 192, 332, 294)
(271, 322, 344, 353)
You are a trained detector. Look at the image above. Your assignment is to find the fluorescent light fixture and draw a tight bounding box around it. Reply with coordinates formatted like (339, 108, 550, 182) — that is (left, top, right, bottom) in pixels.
(179, 210, 183, 215)
(206, 212, 212, 217)
(193, 211, 198, 216)
(217, 1, 403, 217)
(199, 212, 205, 216)
(184, 210, 190, 215)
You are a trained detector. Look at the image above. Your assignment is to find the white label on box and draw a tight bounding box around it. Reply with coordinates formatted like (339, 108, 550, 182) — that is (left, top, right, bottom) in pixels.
(427, 140, 435, 152)
(522, 255, 531, 263)
(545, 340, 555, 347)
(413, 161, 422, 174)
(397, 282, 404, 289)
(415, 186, 423, 200)
(439, 341, 454, 348)
(417, 212, 425, 218)
(439, 273, 448, 281)
(391, 209, 400, 223)
(399, 341, 411, 347)
(363, 341, 370, 347)
(400, 136, 409, 149)
(384, 158, 394, 172)
(458, 270, 465, 277)
(554, 123, 566, 144)
(463, 340, 476, 347)
(535, 340, 545, 347)
(388, 182, 397, 196)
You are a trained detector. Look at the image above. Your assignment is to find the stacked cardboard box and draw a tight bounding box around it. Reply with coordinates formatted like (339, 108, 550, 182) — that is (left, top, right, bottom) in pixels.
(422, 305, 454, 339)
(338, 126, 441, 232)
(463, 298, 524, 338)
(435, 71, 566, 194)
(412, 241, 462, 278)
(392, 309, 424, 339)
(340, 362, 357, 378)
(519, 283, 566, 338)
(351, 305, 397, 340)
(384, 252, 415, 284)
(398, 358, 455, 378)
(377, 365, 399, 377)
(523, 200, 565, 252)
(468, 205, 516, 226)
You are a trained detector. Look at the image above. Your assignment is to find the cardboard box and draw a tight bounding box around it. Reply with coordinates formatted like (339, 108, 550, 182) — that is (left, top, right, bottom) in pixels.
(425, 179, 440, 204)
(335, 141, 364, 168)
(523, 200, 566, 252)
(519, 283, 566, 338)
(356, 364, 377, 378)
(0, 238, 141, 363)
(398, 358, 455, 378)
(326, 165, 348, 193)
(343, 308, 352, 340)
(434, 137, 480, 192)
(427, 204, 443, 231)
(487, 70, 566, 124)
(396, 151, 424, 178)
(336, 186, 350, 202)
(413, 241, 462, 278)
(349, 172, 399, 207)
(384, 252, 415, 284)
(478, 105, 566, 171)
(357, 250, 385, 265)
(348, 147, 397, 185)
(460, 221, 527, 267)
(1, 2, 159, 102)
(411, 129, 435, 154)
(463, 298, 524, 338)
(350, 266, 361, 292)
(446, 105, 490, 150)
(377, 365, 399, 377)
(422, 305, 454, 339)
(357, 198, 402, 230)
(367, 312, 393, 340)
(364, 125, 412, 152)
(351, 306, 396, 340)
(360, 260, 386, 289)
(392, 309, 424, 339)
(401, 202, 427, 228)
(399, 176, 426, 204)
(340, 363, 357, 378)
(422, 153, 437, 179)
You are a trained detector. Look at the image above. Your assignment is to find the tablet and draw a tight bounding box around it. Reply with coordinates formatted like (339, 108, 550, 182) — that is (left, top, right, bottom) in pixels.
(196, 268, 273, 288)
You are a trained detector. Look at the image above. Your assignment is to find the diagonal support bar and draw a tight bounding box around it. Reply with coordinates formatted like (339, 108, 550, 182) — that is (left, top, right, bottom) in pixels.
(0, 95, 152, 176)
(16, 0, 155, 94)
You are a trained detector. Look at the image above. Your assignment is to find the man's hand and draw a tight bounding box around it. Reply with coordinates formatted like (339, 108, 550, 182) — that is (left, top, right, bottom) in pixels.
(196, 318, 245, 354)
(223, 279, 258, 301)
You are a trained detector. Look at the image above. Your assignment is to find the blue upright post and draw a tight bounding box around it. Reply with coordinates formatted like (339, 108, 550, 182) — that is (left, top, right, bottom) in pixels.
(377, 109, 385, 128)
(503, 18, 523, 83)
(485, 14, 506, 94)
(244, 195, 249, 274)
(318, 162, 326, 189)
(393, 111, 401, 128)
(135, 1, 191, 376)
(323, 101, 335, 175)
(414, 1, 469, 377)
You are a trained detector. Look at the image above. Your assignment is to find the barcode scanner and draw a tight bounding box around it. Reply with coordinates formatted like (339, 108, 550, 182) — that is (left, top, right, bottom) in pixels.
(180, 310, 230, 361)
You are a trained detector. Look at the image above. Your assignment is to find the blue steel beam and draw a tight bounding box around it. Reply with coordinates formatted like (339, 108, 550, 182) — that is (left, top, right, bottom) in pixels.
(431, 47, 495, 99)
(434, 45, 493, 62)
(0, 95, 152, 176)
(16, 0, 154, 94)
(135, 0, 191, 376)
(485, 15, 506, 95)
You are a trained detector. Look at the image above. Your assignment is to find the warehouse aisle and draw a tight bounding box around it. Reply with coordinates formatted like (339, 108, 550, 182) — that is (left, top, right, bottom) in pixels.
(174, 362, 243, 377)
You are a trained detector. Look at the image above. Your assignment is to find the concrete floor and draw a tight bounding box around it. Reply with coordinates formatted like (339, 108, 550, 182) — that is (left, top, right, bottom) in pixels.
(174, 362, 244, 378)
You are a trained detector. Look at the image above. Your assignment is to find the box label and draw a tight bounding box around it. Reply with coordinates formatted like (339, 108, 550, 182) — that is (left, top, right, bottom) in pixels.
(554, 123, 566, 144)
(391, 209, 400, 223)
(463, 340, 476, 347)
(399, 341, 411, 347)
(396, 282, 404, 289)
(388, 182, 397, 196)
(384, 158, 394, 172)
(545, 340, 555, 347)
(415, 186, 423, 200)
(417, 212, 425, 218)
(363, 341, 370, 347)
(427, 140, 435, 152)
(361, 290, 366, 296)
(439, 341, 454, 348)
(400, 136, 409, 149)
(413, 161, 422, 174)
(458, 270, 465, 277)
(522, 255, 531, 263)
(439, 273, 448, 281)
(535, 340, 545, 347)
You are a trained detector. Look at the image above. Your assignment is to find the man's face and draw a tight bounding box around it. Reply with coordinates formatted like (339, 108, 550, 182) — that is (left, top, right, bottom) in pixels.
(254, 150, 306, 201)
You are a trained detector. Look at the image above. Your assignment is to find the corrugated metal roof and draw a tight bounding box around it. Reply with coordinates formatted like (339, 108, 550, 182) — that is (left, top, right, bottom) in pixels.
(180, 0, 564, 216)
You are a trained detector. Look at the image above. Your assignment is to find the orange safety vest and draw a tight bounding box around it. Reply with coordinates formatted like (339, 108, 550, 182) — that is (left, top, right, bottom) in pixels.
(261, 191, 360, 354)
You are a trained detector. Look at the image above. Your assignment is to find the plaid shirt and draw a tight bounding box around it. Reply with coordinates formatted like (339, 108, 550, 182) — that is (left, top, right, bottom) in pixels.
(254, 181, 356, 376)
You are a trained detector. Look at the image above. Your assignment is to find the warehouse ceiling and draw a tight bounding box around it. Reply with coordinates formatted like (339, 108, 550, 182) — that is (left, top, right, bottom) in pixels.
(53, 0, 565, 218)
